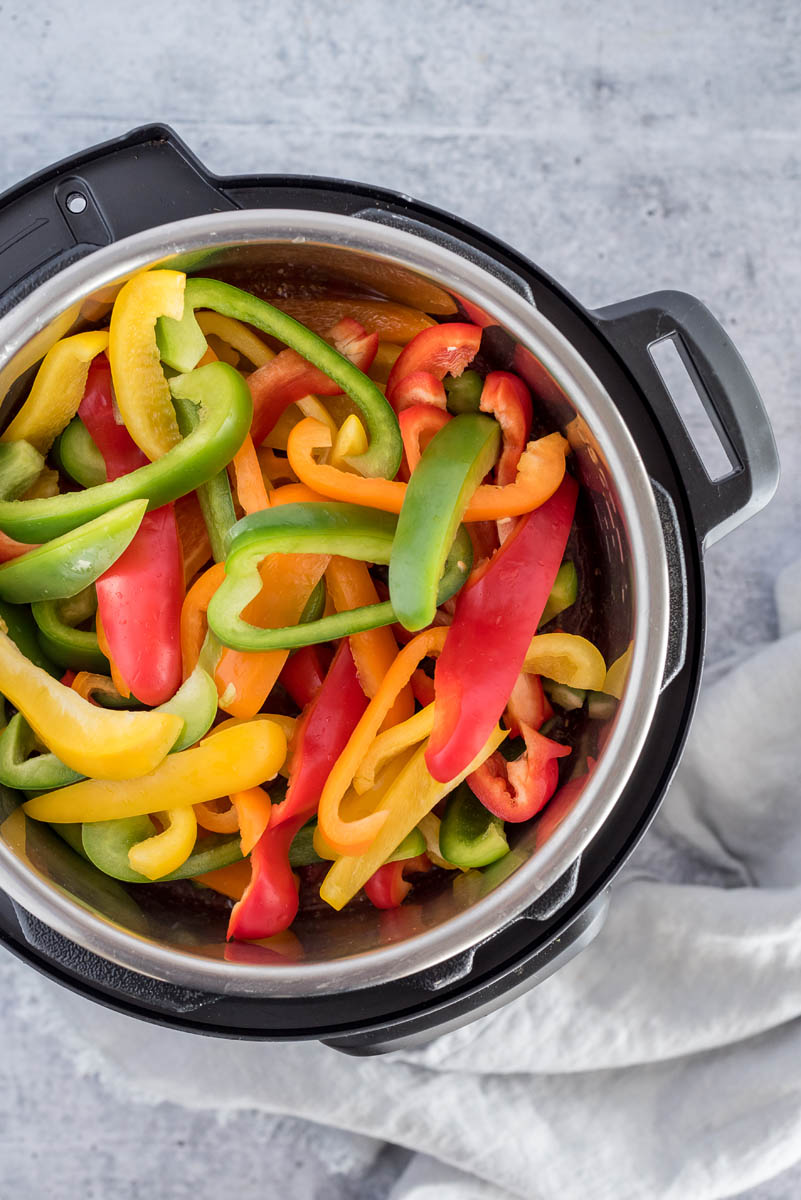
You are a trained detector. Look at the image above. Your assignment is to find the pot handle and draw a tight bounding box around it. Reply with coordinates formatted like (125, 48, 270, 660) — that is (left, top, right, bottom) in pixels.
(0, 124, 237, 311)
(594, 290, 779, 547)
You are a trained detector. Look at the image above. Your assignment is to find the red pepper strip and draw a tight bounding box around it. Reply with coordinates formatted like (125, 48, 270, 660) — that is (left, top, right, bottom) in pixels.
(0, 531, 39, 561)
(278, 644, 331, 708)
(505, 672, 552, 735)
(426, 474, 578, 783)
(399, 405, 451, 476)
(364, 853, 430, 909)
(79, 356, 184, 706)
(386, 323, 482, 411)
(468, 726, 570, 823)
(59, 669, 76, 688)
(391, 371, 447, 414)
(227, 818, 301, 941)
(466, 519, 499, 564)
(249, 318, 378, 447)
(479, 372, 533, 487)
(271, 640, 368, 830)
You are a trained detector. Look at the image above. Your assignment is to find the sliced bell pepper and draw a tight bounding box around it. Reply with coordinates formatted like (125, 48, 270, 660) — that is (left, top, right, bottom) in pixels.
(263, 298, 436, 342)
(53, 418, 106, 487)
(0, 597, 58, 675)
(0, 330, 110, 453)
(127, 806, 198, 880)
(271, 639, 367, 830)
(0, 361, 252, 543)
(0, 499, 147, 604)
(325, 556, 414, 727)
(0, 627, 182, 780)
(196, 311, 275, 368)
(0, 712, 83, 791)
(231, 434, 271, 514)
(505, 671, 553, 735)
(0, 441, 46, 500)
(78, 354, 184, 706)
(386, 323, 482, 411)
(231, 787, 275, 855)
(363, 852, 430, 909)
(479, 372, 533, 487)
(370, 342, 403, 384)
(0, 531, 38, 563)
(180, 562, 226, 678)
(426, 474, 578, 784)
(107, 269, 186, 460)
(468, 725, 571, 822)
(286, 418, 569, 522)
(31, 598, 108, 673)
(540, 561, 577, 626)
(410, 668, 435, 707)
(227, 818, 300, 941)
(316, 627, 448, 856)
(23, 719, 287, 823)
(174, 492, 212, 583)
(172, 386, 238, 562)
(82, 814, 243, 883)
(390, 414, 500, 631)
(604, 642, 634, 699)
(320, 723, 506, 910)
(390, 371, 447, 413)
(523, 632, 607, 690)
(194, 798, 240, 834)
(206, 502, 472, 652)
(329, 414, 368, 471)
(278, 644, 329, 708)
(177, 278, 398, 479)
(399, 404, 451, 476)
(353, 702, 435, 795)
(445, 369, 483, 415)
(439, 783, 509, 867)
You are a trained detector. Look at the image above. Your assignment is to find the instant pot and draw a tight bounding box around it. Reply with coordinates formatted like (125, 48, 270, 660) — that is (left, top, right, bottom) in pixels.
(0, 125, 779, 1053)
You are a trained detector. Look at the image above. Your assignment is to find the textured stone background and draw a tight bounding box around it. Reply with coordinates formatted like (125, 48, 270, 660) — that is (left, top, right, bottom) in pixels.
(0, 1, 799, 1196)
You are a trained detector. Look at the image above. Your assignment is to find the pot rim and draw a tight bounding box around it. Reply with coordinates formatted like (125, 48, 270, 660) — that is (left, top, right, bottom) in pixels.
(0, 208, 669, 996)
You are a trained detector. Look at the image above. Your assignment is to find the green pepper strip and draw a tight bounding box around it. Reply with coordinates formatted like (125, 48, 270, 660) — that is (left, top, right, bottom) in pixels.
(53, 418, 106, 488)
(82, 814, 243, 883)
(389, 413, 501, 632)
(0, 598, 58, 676)
(0, 666, 218, 791)
(31, 598, 108, 673)
(206, 502, 473, 652)
(0, 361, 252, 543)
(0, 440, 46, 500)
(0, 498, 147, 604)
(439, 781, 509, 869)
(172, 392, 237, 561)
(183, 278, 402, 480)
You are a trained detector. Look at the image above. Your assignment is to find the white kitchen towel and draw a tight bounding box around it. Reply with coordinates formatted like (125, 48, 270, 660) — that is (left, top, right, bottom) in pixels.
(39, 558, 801, 1200)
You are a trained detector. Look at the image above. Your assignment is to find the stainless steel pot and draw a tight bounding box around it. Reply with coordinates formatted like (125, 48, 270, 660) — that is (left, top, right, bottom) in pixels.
(0, 127, 779, 1047)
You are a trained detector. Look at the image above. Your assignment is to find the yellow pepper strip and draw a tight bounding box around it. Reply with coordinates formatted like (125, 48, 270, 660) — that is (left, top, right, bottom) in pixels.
(194, 798, 240, 833)
(287, 419, 570, 522)
(329, 414, 368, 471)
(325, 555, 414, 730)
(317, 627, 448, 855)
(268, 482, 326, 506)
(370, 342, 403, 384)
(522, 632, 607, 690)
(0, 627, 182, 780)
(108, 269, 186, 460)
(0, 330, 110, 454)
(0, 303, 82, 410)
(604, 641, 634, 699)
(264, 395, 338, 451)
(353, 703, 435, 794)
(196, 311, 275, 368)
(207, 713, 296, 778)
(128, 806, 198, 880)
(23, 720, 288, 824)
(320, 725, 506, 910)
(314, 749, 418, 861)
(214, 552, 329, 719)
(96, 609, 131, 698)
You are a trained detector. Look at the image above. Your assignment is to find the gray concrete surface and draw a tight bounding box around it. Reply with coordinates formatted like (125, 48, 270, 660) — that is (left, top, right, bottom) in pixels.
(0, 0, 799, 1195)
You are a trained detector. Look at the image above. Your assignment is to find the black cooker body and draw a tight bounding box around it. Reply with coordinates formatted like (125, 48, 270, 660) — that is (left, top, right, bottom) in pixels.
(0, 125, 777, 1052)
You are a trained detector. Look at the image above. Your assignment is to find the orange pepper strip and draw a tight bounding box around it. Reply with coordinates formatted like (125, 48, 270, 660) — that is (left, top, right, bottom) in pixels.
(194, 798, 240, 833)
(257, 446, 299, 487)
(287, 419, 570, 522)
(232, 786, 274, 855)
(317, 627, 448, 855)
(194, 858, 252, 901)
(95, 611, 131, 699)
(325, 556, 414, 730)
(174, 493, 212, 584)
(180, 562, 226, 679)
(214, 552, 329, 719)
(231, 433, 271, 514)
(268, 482, 328, 507)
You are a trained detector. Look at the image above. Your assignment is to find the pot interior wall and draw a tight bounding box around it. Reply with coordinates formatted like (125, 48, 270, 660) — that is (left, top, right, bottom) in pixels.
(0, 237, 634, 972)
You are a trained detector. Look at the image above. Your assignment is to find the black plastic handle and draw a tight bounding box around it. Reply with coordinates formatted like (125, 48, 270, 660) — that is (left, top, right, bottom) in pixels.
(0, 124, 237, 312)
(594, 291, 779, 547)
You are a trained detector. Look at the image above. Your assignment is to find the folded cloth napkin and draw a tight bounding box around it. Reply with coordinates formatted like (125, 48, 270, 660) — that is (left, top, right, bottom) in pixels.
(36, 559, 801, 1199)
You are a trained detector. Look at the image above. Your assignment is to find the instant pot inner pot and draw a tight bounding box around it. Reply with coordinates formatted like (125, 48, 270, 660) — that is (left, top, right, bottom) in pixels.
(0, 236, 636, 975)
